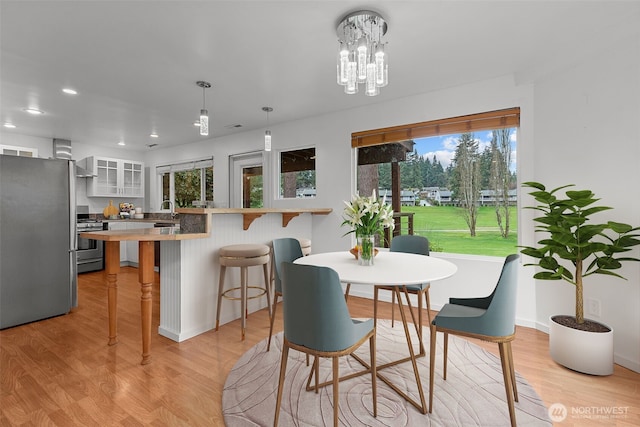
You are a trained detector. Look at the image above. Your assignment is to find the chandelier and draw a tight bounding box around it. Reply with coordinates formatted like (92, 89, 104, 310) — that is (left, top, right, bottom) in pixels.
(336, 10, 388, 96)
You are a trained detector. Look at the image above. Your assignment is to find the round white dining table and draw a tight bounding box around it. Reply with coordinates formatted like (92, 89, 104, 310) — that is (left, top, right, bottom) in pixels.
(294, 250, 457, 414)
(294, 250, 457, 286)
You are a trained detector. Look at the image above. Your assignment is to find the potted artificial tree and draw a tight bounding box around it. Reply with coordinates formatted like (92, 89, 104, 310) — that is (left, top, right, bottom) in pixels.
(520, 182, 640, 375)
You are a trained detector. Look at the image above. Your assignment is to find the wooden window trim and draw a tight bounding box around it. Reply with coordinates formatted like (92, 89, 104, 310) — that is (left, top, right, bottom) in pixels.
(351, 107, 520, 148)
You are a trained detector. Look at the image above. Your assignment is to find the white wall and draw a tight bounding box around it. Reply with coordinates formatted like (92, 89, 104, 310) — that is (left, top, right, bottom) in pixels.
(0, 133, 53, 157)
(0, 133, 146, 213)
(139, 74, 539, 327)
(142, 41, 640, 371)
(4, 34, 638, 371)
(531, 35, 640, 371)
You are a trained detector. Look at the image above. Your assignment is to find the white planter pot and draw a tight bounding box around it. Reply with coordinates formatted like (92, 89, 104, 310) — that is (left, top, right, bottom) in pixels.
(549, 315, 613, 376)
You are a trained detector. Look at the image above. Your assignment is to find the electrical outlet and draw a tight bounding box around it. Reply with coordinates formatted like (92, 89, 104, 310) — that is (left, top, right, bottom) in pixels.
(586, 298, 601, 317)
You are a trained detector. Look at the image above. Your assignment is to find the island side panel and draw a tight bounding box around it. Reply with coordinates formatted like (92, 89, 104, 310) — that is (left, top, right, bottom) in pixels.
(159, 211, 313, 342)
(158, 240, 182, 341)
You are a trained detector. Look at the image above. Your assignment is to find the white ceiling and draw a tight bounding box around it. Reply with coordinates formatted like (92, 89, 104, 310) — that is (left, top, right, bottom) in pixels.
(2, 1, 639, 151)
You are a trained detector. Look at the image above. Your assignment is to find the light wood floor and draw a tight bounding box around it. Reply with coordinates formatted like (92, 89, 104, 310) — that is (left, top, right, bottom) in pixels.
(1, 267, 638, 426)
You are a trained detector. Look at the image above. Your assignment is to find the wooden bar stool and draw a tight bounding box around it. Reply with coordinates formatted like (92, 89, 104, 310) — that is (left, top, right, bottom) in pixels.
(297, 238, 311, 256)
(215, 244, 271, 340)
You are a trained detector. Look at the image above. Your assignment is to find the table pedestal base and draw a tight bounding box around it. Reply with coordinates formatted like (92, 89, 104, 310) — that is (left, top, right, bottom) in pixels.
(308, 286, 429, 414)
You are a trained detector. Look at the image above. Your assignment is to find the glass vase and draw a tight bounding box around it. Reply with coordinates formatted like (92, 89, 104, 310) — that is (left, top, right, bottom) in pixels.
(357, 235, 375, 266)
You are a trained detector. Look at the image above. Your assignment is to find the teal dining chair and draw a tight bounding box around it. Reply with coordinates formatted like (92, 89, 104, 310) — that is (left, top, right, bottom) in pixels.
(374, 234, 432, 355)
(429, 254, 520, 427)
(274, 262, 377, 427)
(267, 238, 304, 351)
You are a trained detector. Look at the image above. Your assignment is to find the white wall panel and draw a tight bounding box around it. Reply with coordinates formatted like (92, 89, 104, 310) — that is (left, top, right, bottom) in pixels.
(159, 213, 313, 342)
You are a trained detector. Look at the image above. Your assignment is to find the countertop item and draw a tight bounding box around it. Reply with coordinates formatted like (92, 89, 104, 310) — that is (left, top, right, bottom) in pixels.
(103, 200, 118, 218)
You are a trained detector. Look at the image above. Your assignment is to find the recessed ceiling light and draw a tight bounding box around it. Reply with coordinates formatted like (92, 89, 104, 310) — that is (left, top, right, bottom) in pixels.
(62, 88, 78, 95)
(118, 141, 125, 146)
(193, 121, 201, 127)
(3, 123, 16, 128)
(150, 133, 159, 138)
(24, 108, 44, 115)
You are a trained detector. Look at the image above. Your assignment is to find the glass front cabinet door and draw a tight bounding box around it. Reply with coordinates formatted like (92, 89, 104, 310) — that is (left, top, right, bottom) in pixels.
(85, 156, 144, 198)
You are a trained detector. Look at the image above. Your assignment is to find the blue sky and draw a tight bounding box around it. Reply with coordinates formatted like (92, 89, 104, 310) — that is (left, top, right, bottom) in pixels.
(413, 130, 517, 170)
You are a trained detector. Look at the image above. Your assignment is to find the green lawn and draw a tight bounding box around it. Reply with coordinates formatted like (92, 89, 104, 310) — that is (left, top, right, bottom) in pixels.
(399, 206, 518, 257)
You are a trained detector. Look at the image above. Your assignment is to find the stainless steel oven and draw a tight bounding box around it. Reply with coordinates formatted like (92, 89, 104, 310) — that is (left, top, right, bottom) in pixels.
(77, 206, 104, 273)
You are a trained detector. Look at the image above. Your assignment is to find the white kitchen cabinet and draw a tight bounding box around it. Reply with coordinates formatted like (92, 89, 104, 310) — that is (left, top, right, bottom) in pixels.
(107, 221, 154, 266)
(107, 222, 128, 265)
(125, 222, 154, 266)
(84, 156, 144, 198)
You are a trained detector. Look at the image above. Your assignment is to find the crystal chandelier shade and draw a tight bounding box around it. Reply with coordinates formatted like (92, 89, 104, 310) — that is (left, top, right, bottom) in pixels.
(196, 80, 211, 136)
(336, 10, 388, 96)
(262, 107, 273, 152)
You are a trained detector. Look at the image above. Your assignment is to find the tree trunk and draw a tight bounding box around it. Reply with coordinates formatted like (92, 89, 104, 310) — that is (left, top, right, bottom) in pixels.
(283, 172, 297, 198)
(357, 164, 378, 198)
(575, 259, 584, 324)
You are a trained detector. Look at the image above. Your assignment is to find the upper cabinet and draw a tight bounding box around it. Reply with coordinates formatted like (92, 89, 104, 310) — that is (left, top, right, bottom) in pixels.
(84, 156, 144, 198)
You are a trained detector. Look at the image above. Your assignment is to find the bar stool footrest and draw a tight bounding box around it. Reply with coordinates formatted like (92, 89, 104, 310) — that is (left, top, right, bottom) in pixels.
(222, 286, 268, 301)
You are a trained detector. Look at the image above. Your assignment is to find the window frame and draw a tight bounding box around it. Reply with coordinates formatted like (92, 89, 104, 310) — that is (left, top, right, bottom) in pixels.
(277, 145, 317, 199)
(156, 158, 213, 210)
(354, 108, 519, 256)
(0, 144, 38, 157)
(351, 107, 520, 148)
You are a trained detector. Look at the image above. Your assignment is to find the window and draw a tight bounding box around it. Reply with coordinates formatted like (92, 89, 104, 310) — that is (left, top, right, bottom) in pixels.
(229, 152, 264, 208)
(157, 158, 213, 208)
(243, 166, 263, 208)
(279, 147, 316, 199)
(355, 108, 519, 257)
(0, 144, 37, 157)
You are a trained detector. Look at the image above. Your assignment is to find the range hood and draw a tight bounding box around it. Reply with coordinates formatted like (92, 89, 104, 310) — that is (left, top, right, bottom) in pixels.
(53, 138, 96, 178)
(74, 163, 96, 178)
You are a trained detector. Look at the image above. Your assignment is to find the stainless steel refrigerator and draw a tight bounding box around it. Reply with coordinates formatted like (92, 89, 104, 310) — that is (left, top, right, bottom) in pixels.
(0, 155, 77, 329)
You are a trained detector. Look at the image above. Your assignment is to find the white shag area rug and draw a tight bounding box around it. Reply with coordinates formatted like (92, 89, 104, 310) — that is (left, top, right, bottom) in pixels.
(223, 320, 552, 426)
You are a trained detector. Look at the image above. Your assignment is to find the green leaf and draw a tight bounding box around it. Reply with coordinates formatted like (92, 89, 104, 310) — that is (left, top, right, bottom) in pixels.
(565, 190, 594, 201)
(519, 247, 544, 258)
(608, 221, 633, 234)
(533, 271, 562, 280)
(522, 181, 545, 190)
(539, 256, 559, 270)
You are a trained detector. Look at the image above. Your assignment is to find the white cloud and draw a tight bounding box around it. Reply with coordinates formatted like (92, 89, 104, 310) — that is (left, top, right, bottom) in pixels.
(422, 150, 456, 168)
(442, 136, 458, 150)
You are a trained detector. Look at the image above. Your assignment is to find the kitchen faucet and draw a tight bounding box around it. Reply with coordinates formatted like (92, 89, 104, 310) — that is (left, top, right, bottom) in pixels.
(161, 200, 176, 219)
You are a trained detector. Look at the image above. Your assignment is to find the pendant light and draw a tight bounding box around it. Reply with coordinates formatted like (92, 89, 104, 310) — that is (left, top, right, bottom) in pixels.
(196, 81, 211, 136)
(262, 106, 273, 151)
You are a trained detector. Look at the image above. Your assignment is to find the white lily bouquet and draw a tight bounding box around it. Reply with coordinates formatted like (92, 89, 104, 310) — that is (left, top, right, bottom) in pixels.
(341, 190, 394, 265)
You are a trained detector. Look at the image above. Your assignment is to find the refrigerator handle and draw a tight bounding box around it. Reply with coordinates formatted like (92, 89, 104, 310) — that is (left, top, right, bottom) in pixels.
(69, 160, 78, 308)
(69, 160, 77, 251)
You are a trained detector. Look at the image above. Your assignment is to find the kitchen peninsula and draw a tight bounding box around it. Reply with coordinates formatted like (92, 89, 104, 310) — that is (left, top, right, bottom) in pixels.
(80, 226, 209, 365)
(163, 207, 331, 342)
(81, 207, 331, 364)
